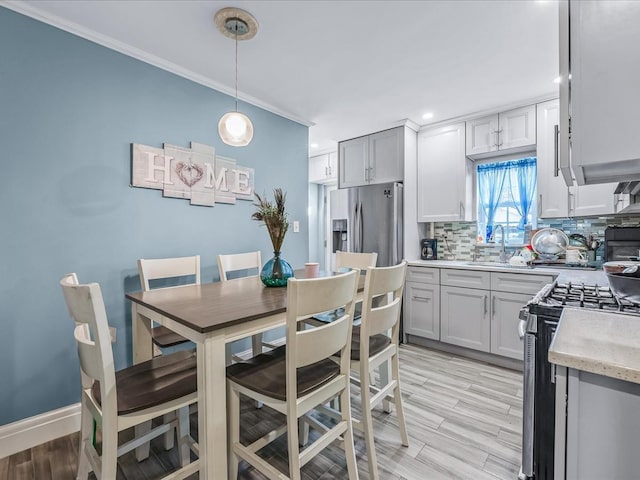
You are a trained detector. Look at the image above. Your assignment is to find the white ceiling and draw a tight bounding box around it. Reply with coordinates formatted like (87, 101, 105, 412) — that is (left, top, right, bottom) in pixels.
(5, 0, 559, 154)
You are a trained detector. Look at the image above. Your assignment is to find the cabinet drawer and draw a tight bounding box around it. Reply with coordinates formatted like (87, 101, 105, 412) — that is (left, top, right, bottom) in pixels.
(490, 272, 554, 295)
(406, 266, 439, 285)
(441, 269, 490, 289)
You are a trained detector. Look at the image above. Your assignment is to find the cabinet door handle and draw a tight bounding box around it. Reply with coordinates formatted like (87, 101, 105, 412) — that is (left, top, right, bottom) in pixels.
(484, 295, 488, 316)
(369, 166, 375, 181)
(496, 128, 503, 147)
(325, 166, 328, 176)
(365, 167, 369, 182)
(554, 124, 560, 177)
(539, 194, 543, 214)
(412, 296, 430, 302)
(492, 295, 496, 315)
(459, 201, 465, 220)
(328, 165, 332, 176)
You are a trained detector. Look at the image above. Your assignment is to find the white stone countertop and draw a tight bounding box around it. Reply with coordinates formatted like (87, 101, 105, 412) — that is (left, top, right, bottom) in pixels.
(407, 259, 608, 284)
(549, 308, 640, 384)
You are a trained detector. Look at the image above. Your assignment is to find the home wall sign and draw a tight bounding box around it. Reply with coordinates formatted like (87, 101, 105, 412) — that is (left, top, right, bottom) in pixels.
(131, 142, 254, 206)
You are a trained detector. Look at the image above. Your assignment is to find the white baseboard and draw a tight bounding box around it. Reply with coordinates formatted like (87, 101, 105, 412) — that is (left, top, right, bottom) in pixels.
(0, 403, 81, 459)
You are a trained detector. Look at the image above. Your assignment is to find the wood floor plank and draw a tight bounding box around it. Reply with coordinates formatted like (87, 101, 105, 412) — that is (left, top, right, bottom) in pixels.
(0, 345, 524, 480)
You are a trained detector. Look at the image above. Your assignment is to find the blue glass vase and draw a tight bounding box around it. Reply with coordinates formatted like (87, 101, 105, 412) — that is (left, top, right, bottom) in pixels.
(260, 251, 294, 287)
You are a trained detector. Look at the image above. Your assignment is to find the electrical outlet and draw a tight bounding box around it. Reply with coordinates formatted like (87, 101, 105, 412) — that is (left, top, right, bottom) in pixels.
(293, 220, 300, 233)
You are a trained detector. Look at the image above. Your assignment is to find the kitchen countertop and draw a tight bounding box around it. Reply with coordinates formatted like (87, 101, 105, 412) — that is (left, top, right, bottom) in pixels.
(549, 308, 640, 384)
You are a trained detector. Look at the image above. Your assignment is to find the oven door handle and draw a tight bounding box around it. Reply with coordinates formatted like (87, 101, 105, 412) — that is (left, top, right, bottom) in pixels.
(518, 319, 527, 339)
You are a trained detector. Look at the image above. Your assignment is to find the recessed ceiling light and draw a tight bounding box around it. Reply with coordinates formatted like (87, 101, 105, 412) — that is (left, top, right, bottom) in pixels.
(310, 143, 319, 148)
(553, 76, 562, 84)
(422, 112, 434, 120)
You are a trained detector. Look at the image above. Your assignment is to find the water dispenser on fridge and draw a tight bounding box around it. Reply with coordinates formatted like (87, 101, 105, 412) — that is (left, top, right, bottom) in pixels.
(332, 219, 348, 253)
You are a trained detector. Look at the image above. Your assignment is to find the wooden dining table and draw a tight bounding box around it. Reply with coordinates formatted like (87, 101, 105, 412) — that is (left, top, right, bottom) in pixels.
(126, 270, 366, 479)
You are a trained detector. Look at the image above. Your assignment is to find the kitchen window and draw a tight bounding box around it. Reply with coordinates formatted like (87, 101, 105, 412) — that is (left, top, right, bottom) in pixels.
(477, 156, 537, 245)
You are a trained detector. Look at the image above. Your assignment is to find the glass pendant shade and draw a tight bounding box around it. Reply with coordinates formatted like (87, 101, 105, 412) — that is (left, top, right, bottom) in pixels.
(218, 111, 254, 146)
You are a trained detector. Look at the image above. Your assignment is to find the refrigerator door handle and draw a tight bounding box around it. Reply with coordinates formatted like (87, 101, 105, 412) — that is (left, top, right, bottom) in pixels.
(353, 200, 361, 253)
(357, 201, 364, 253)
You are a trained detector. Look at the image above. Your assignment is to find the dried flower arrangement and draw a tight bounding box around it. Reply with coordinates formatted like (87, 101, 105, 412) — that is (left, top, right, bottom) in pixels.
(251, 188, 289, 253)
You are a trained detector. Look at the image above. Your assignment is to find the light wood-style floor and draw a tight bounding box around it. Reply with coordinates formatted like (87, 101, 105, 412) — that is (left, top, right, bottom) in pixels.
(0, 345, 523, 480)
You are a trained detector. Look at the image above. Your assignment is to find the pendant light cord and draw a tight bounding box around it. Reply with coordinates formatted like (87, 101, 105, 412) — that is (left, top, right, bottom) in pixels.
(234, 24, 238, 113)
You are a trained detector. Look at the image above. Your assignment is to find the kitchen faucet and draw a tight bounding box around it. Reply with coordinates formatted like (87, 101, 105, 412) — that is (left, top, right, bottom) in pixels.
(490, 224, 507, 263)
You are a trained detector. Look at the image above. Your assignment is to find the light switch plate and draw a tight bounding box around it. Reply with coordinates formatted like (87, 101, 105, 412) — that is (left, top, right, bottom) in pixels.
(293, 220, 300, 233)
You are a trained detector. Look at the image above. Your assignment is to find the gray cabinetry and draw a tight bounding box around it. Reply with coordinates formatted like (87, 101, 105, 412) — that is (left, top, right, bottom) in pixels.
(441, 284, 490, 352)
(404, 282, 440, 340)
(561, 0, 640, 185)
(404, 266, 440, 340)
(491, 272, 553, 360)
(555, 367, 640, 480)
(440, 269, 491, 352)
(338, 126, 404, 188)
(417, 122, 474, 222)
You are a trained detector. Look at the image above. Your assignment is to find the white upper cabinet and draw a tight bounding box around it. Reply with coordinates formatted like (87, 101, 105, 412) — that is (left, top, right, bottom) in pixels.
(417, 122, 474, 222)
(564, 0, 640, 185)
(466, 116, 499, 156)
(537, 98, 624, 218)
(309, 152, 337, 185)
(338, 127, 403, 188)
(537, 99, 569, 218)
(466, 105, 536, 159)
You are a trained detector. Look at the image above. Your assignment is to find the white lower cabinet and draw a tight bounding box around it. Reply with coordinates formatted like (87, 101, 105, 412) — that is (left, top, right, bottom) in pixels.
(440, 285, 491, 352)
(406, 266, 555, 361)
(404, 282, 440, 340)
(404, 266, 440, 340)
(490, 291, 531, 360)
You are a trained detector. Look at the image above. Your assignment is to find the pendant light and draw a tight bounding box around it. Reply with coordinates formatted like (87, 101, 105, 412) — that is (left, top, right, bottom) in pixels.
(215, 8, 258, 147)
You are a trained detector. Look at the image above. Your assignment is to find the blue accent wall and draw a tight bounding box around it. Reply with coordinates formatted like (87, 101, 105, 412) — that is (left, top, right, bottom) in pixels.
(0, 7, 309, 425)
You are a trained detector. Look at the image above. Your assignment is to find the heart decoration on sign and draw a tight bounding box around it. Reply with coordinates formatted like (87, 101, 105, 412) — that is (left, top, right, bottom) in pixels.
(175, 161, 204, 187)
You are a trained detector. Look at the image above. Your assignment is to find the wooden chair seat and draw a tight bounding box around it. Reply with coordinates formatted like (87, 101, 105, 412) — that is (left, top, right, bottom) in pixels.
(226, 270, 361, 480)
(138, 255, 201, 352)
(61, 273, 199, 480)
(335, 326, 390, 361)
(226, 346, 339, 401)
(91, 350, 197, 415)
(152, 325, 191, 349)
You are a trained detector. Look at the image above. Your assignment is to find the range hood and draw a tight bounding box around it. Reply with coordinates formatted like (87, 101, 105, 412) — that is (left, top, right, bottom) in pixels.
(615, 181, 640, 215)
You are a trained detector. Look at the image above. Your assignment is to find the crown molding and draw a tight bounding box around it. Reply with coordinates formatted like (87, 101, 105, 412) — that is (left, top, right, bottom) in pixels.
(418, 92, 559, 131)
(1, 1, 314, 127)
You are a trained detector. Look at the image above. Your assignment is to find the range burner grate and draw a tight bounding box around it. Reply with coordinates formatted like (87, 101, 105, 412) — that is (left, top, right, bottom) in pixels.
(542, 281, 640, 313)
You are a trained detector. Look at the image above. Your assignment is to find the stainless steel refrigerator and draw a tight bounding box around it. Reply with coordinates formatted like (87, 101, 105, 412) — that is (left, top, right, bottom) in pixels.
(329, 182, 403, 268)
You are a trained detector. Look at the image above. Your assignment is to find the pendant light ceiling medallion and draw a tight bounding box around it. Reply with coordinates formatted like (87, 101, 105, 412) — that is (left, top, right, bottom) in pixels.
(215, 7, 258, 147)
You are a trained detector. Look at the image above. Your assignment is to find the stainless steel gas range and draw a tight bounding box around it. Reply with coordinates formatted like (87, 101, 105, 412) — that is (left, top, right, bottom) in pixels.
(518, 281, 640, 480)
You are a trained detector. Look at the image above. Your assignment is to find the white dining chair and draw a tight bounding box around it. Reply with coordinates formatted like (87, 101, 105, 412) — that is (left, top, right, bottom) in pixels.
(60, 273, 199, 480)
(217, 251, 277, 362)
(226, 270, 361, 480)
(335, 261, 409, 480)
(137, 255, 201, 353)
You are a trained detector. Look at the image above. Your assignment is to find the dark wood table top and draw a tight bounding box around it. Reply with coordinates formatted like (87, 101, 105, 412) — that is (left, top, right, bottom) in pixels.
(126, 269, 364, 334)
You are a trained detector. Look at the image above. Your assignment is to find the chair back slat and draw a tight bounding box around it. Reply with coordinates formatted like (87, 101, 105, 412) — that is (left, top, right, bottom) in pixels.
(335, 251, 377, 271)
(60, 274, 116, 392)
(286, 270, 359, 369)
(360, 262, 408, 340)
(290, 270, 359, 318)
(217, 251, 261, 281)
(366, 298, 402, 337)
(138, 256, 201, 291)
(296, 313, 352, 368)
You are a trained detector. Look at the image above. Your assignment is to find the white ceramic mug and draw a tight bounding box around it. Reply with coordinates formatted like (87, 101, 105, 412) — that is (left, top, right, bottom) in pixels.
(304, 262, 319, 277)
(565, 248, 587, 265)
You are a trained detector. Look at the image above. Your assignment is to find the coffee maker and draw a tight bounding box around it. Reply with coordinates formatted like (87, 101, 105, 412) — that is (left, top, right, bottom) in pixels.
(420, 238, 437, 260)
